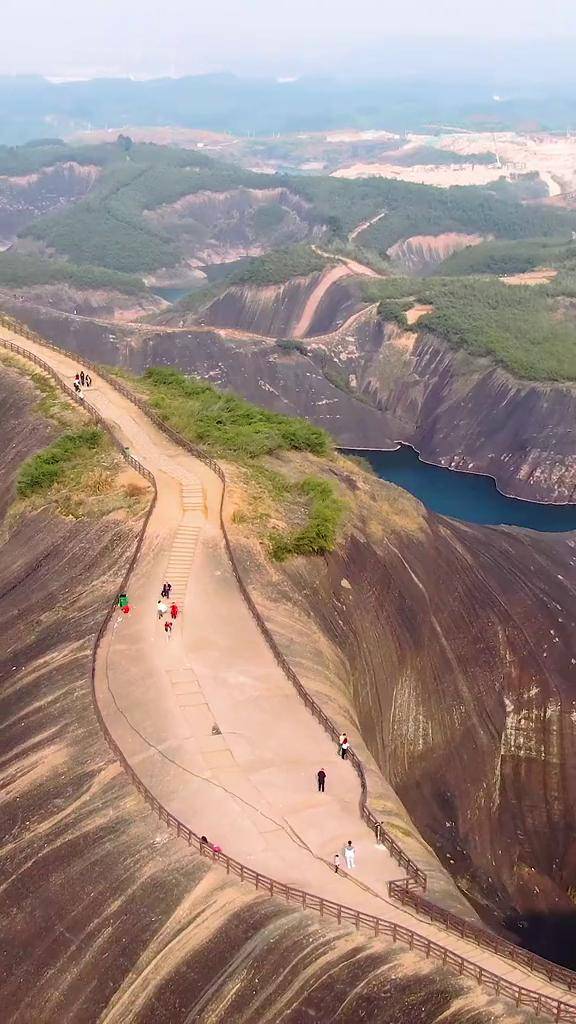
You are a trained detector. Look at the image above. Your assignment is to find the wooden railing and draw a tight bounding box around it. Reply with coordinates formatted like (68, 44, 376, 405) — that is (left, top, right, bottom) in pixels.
(3, 321, 576, 1022)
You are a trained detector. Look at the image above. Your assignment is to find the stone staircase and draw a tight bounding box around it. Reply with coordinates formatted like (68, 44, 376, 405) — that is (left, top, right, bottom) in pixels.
(163, 477, 204, 606)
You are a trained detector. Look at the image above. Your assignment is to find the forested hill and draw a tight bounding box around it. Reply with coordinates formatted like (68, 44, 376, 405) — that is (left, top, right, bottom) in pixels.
(3, 138, 576, 276)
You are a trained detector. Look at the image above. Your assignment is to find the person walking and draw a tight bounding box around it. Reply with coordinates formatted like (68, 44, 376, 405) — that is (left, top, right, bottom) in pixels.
(157, 599, 168, 619)
(333, 853, 340, 874)
(170, 602, 179, 621)
(344, 841, 356, 869)
(340, 734, 349, 759)
(317, 769, 326, 793)
(161, 582, 172, 599)
(80, 370, 85, 387)
(164, 620, 172, 637)
(85, 373, 92, 388)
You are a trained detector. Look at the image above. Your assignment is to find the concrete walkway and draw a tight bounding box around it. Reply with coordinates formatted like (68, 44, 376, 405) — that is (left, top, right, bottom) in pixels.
(4, 327, 576, 1014)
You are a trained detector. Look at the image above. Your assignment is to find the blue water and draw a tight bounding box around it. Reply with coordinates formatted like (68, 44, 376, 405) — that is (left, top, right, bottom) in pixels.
(349, 444, 576, 533)
(154, 286, 193, 303)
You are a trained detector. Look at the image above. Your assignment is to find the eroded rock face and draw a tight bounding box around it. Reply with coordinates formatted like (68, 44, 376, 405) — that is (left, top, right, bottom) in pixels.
(387, 232, 486, 274)
(4, 290, 576, 502)
(0, 283, 165, 320)
(203, 275, 319, 336)
(144, 186, 321, 265)
(0, 367, 526, 1024)
(0, 162, 100, 245)
(356, 327, 576, 502)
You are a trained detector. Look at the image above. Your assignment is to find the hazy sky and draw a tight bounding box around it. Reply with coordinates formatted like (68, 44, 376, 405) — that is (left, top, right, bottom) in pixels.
(3, 0, 576, 78)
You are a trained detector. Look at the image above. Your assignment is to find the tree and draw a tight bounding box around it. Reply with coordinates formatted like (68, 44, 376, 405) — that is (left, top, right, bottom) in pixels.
(117, 134, 134, 155)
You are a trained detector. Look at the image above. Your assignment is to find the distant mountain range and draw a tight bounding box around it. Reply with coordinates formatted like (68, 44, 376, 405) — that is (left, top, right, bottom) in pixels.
(3, 72, 576, 145)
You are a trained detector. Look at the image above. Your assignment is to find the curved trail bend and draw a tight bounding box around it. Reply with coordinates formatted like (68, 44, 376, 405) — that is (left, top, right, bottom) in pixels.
(3, 326, 576, 1016)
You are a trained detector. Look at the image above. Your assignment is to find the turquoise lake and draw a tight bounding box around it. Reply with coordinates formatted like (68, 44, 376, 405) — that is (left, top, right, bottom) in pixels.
(348, 444, 576, 533)
(153, 286, 193, 303)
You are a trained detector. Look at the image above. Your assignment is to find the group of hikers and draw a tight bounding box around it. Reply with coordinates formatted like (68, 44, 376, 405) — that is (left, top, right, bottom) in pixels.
(317, 737, 357, 873)
(157, 581, 179, 636)
(73, 369, 92, 396)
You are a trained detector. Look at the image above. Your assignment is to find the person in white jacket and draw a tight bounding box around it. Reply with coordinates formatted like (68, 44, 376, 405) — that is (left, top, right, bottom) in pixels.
(344, 840, 356, 869)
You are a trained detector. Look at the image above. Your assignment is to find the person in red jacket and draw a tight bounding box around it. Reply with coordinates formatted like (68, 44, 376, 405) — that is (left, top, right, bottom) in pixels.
(170, 602, 179, 620)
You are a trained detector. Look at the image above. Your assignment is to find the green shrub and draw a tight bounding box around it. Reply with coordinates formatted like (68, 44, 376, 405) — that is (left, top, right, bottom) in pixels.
(376, 300, 409, 327)
(276, 338, 309, 355)
(269, 476, 344, 560)
(17, 428, 103, 496)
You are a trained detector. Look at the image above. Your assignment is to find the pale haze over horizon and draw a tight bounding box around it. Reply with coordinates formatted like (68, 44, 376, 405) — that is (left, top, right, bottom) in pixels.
(2, 0, 576, 81)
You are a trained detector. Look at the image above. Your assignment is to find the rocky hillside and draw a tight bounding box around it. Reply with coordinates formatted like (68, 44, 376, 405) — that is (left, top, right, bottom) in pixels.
(225, 450, 576, 962)
(0, 161, 100, 247)
(387, 231, 487, 274)
(0, 281, 165, 320)
(4, 287, 576, 503)
(182, 267, 363, 338)
(144, 186, 321, 267)
(309, 312, 576, 502)
(0, 359, 532, 1024)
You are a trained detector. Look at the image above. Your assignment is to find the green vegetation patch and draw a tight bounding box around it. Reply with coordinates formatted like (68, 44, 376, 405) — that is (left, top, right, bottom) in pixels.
(177, 282, 230, 313)
(227, 245, 330, 286)
(290, 176, 576, 246)
(25, 201, 179, 275)
(17, 427, 103, 496)
(361, 275, 576, 381)
(176, 246, 329, 309)
(140, 366, 330, 459)
(324, 239, 390, 274)
(0, 252, 146, 293)
(269, 476, 344, 561)
(479, 172, 549, 204)
(252, 204, 287, 233)
(438, 237, 576, 278)
(391, 146, 497, 167)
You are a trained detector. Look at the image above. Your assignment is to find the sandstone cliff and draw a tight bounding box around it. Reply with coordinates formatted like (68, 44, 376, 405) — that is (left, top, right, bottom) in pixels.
(387, 233, 487, 274)
(143, 186, 321, 265)
(0, 162, 100, 246)
(4, 289, 576, 502)
(312, 313, 576, 502)
(201, 274, 321, 336)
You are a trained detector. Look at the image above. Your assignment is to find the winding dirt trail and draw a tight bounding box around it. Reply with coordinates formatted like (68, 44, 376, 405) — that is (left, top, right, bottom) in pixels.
(291, 264, 352, 338)
(3, 325, 576, 1017)
(289, 249, 381, 339)
(348, 209, 387, 242)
